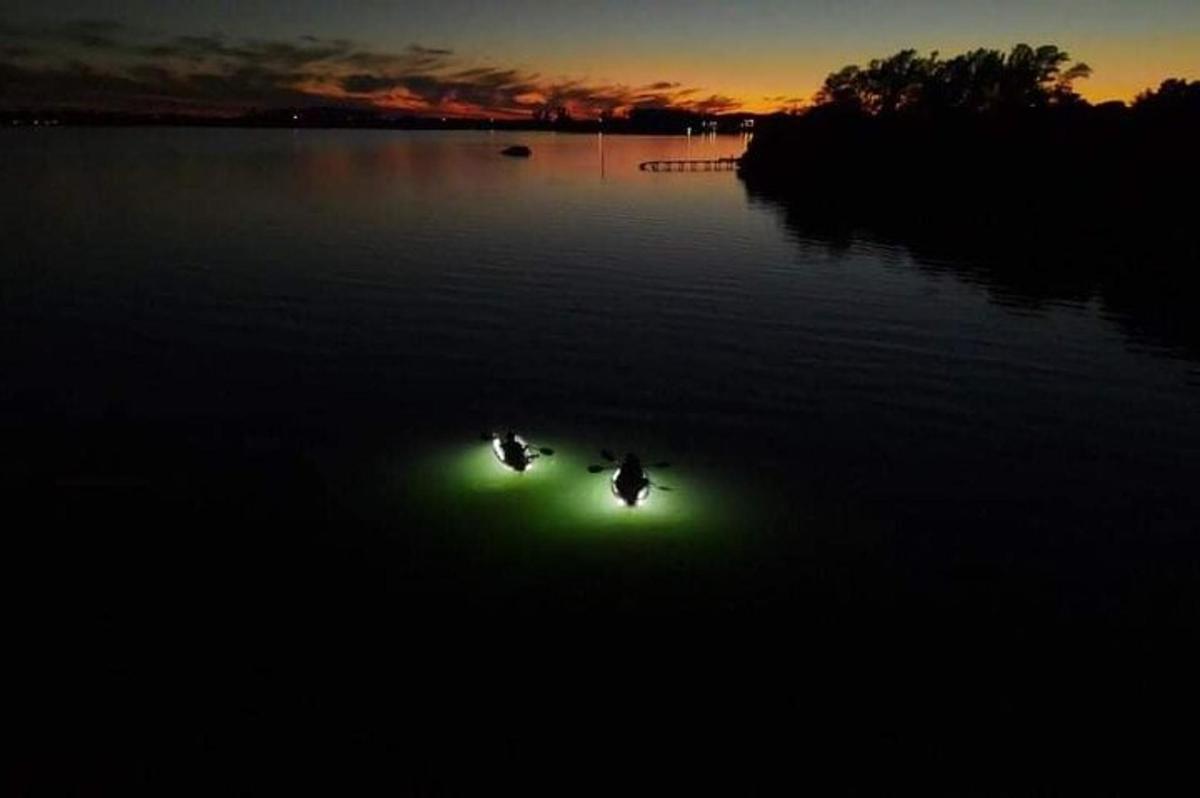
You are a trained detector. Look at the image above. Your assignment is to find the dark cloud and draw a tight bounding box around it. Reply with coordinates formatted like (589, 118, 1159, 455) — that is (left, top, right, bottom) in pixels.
(57, 19, 125, 49)
(341, 74, 403, 94)
(689, 94, 741, 114)
(0, 57, 341, 113)
(349, 66, 543, 116)
(0, 17, 741, 118)
(0, 18, 126, 50)
(409, 45, 453, 57)
(131, 33, 356, 68)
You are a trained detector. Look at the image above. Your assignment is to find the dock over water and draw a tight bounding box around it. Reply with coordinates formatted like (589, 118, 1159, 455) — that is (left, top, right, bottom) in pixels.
(639, 157, 741, 172)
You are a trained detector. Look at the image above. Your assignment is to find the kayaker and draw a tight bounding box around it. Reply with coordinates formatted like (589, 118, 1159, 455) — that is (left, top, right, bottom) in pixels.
(614, 453, 650, 502)
(500, 431, 528, 469)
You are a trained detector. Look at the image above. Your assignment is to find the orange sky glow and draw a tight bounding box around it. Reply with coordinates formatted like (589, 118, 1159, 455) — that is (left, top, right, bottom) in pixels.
(1, 9, 1196, 118)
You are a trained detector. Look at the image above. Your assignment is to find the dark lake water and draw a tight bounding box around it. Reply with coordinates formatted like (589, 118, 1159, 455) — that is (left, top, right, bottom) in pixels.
(5, 128, 1199, 785)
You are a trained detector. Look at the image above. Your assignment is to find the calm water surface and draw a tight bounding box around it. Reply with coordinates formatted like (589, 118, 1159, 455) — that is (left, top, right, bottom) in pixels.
(5, 129, 1200, 775)
(6, 129, 1196, 513)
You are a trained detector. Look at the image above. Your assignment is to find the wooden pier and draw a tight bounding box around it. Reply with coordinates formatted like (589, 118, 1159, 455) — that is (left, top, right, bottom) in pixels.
(638, 157, 741, 172)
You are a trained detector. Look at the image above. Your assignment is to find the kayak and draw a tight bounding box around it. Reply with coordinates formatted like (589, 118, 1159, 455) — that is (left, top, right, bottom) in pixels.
(611, 465, 651, 506)
(492, 433, 532, 471)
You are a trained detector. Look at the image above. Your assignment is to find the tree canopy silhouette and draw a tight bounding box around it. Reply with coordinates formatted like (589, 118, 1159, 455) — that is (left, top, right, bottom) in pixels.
(814, 44, 1091, 115)
(1133, 78, 1200, 118)
(739, 45, 1200, 359)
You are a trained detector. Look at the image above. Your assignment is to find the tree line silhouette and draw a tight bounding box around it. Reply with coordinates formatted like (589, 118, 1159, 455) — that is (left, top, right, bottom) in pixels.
(742, 42, 1200, 191)
(743, 42, 1200, 166)
(739, 44, 1200, 359)
(814, 44, 1093, 115)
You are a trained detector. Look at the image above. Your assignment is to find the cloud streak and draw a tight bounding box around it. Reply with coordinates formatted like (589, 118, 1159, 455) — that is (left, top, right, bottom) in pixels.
(0, 19, 742, 117)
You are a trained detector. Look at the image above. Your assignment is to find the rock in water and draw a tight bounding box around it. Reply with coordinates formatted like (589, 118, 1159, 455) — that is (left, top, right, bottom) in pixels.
(501, 145, 532, 157)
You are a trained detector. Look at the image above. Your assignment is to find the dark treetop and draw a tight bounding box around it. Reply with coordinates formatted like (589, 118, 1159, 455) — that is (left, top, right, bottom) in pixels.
(739, 45, 1200, 356)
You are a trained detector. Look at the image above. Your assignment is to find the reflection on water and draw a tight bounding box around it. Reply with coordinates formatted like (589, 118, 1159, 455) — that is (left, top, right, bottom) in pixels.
(399, 439, 735, 544)
(3, 127, 1199, 618)
(8, 128, 1200, 780)
(742, 172, 1200, 363)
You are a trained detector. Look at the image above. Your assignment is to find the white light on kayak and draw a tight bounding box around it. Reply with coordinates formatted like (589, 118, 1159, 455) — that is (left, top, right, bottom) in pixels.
(492, 434, 532, 472)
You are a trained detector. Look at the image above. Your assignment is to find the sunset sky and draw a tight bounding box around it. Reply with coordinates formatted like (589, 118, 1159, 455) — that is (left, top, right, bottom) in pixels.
(2, 0, 1197, 117)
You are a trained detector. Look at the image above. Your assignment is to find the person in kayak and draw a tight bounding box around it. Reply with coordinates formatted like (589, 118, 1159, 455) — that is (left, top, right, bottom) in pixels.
(499, 431, 530, 471)
(613, 453, 651, 505)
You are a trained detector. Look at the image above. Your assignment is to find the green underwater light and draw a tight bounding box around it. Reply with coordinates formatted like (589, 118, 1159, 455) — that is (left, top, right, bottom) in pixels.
(453, 440, 552, 492)
(568, 465, 689, 525)
(420, 439, 727, 536)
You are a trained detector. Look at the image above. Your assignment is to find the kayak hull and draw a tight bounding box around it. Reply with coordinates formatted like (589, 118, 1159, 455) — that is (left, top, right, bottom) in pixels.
(492, 435, 531, 472)
(611, 467, 651, 506)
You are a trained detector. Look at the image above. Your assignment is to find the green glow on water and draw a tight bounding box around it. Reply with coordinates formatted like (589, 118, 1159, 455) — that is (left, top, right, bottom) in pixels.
(454, 440, 558, 492)
(409, 440, 738, 544)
